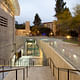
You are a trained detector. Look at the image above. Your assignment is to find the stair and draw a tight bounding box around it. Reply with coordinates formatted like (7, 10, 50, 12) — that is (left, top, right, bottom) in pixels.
(4, 66, 55, 80)
(28, 66, 54, 80)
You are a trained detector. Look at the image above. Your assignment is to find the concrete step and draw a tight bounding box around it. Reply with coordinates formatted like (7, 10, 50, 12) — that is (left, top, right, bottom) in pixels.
(28, 66, 54, 80)
(4, 66, 55, 80)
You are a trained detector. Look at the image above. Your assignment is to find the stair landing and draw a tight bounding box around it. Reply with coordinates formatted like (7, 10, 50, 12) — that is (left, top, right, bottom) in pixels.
(28, 66, 54, 80)
(4, 66, 55, 80)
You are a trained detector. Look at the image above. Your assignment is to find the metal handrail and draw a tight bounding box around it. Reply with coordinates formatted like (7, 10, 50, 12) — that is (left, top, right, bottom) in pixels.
(0, 67, 24, 73)
(1, 57, 80, 80)
(48, 57, 80, 72)
(0, 66, 28, 80)
(48, 57, 80, 80)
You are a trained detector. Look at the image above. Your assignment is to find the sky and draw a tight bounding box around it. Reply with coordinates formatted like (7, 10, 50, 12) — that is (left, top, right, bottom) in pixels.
(15, 0, 80, 26)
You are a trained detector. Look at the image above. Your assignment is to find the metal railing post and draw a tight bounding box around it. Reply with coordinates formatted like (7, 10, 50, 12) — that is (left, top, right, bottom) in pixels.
(33, 61, 34, 66)
(23, 68, 25, 80)
(68, 70, 69, 80)
(8, 61, 9, 66)
(2, 66, 4, 80)
(47, 58, 49, 66)
(26, 66, 28, 78)
(4, 60, 5, 65)
(53, 64, 54, 76)
(50, 58, 51, 68)
(58, 68, 59, 80)
(16, 70, 17, 80)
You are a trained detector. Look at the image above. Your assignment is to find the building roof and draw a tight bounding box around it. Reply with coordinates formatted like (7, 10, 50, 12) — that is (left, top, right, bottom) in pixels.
(43, 22, 53, 24)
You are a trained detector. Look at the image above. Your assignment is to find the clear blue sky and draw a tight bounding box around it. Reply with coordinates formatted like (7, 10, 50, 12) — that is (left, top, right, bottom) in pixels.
(15, 0, 80, 25)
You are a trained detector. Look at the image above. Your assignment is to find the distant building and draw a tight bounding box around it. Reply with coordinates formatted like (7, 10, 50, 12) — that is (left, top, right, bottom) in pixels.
(43, 21, 56, 36)
(16, 21, 31, 36)
(0, 0, 20, 65)
(25, 21, 30, 34)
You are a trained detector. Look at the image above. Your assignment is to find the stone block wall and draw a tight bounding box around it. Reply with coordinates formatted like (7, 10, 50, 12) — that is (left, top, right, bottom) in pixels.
(0, 7, 15, 65)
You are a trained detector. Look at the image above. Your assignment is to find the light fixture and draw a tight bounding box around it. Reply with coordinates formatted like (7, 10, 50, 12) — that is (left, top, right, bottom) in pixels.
(66, 35, 72, 39)
(62, 49, 65, 52)
(73, 54, 77, 59)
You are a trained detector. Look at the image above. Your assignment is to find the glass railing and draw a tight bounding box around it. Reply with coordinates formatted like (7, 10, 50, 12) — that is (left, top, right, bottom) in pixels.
(15, 56, 48, 67)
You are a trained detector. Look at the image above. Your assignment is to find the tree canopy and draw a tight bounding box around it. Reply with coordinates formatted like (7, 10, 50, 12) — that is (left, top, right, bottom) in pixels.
(33, 13, 41, 26)
(55, 0, 72, 36)
(31, 26, 52, 36)
(71, 4, 80, 33)
(55, 0, 66, 19)
(15, 23, 25, 29)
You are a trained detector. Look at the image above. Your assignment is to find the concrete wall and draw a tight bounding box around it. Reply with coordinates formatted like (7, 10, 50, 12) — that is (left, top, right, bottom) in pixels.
(0, 7, 15, 65)
(38, 40, 80, 80)
(16, 36, 24, 53)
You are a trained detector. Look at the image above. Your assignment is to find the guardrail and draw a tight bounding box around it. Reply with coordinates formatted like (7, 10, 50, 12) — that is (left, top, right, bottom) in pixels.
(1, 57, 80, 80)
(0, 66, 28, 80)
(48, 57, 80, 80)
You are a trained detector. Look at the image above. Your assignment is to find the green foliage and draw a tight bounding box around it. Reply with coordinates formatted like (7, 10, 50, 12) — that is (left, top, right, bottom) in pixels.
(31, 26, 52, 36)
(33, 13, 41, 26)
(73, 5, 80, 16)
(55, 0, 66, 19)
(39, 27, 52, 36)
(55, 0, 73, 36)
(56, 8, 72, 36)
(55, 2, 80, 37)
(70, 4, 80, 33)
(31, 26, 39, 35)
(15, 23, 25, 29)
(57, 8, 72, 24)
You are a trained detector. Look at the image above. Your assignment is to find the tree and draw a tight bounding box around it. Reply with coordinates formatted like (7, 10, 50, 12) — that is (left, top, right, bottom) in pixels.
(55, 0, 72, 36)
(33, 13, 41, 26)
(31, 26, 52, 36)
(15, 23, 25, 29)
(39, 27, 52, 36)
(69, 5, 80, 33)
(55, 0, 66, 19)
(73, 5, 80, 16)
(15, 21, 18, 25)
(72, 5, 80, 40)
(31, 26, 39, 36)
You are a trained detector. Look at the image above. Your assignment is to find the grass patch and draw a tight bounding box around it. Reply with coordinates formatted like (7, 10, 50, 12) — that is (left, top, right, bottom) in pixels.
(63, 38, 80, 44)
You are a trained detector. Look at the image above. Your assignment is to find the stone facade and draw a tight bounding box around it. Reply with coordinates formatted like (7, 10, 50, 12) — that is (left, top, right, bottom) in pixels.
(0, 7, 15, 64)
(0, 0, 20, 65)
(43, 21, 56, 36)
